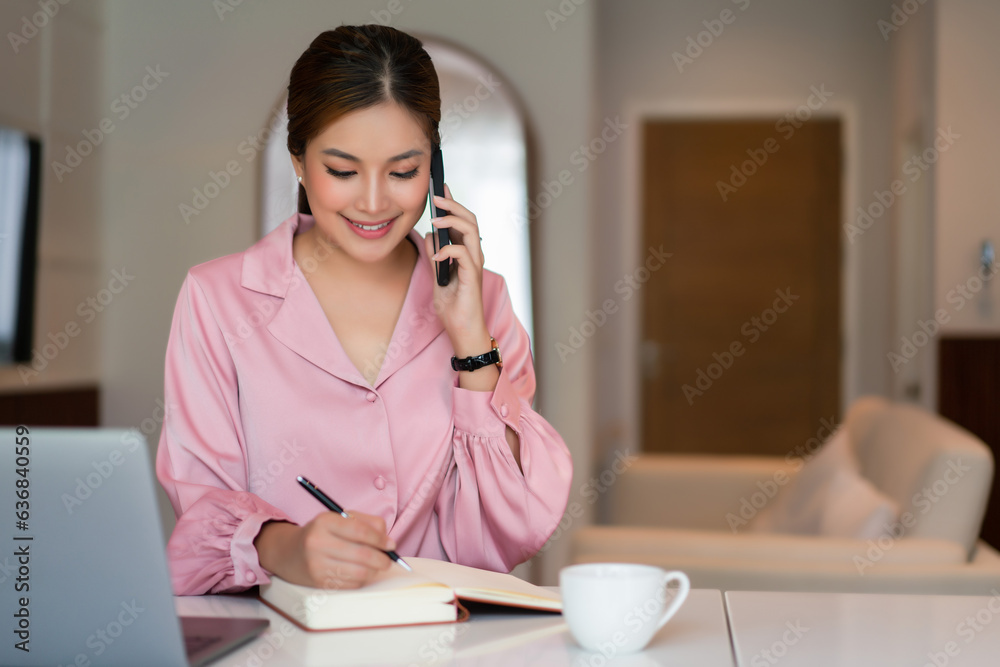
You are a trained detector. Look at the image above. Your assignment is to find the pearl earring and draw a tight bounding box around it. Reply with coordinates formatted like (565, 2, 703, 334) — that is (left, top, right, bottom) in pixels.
(297, 176, 302, 183)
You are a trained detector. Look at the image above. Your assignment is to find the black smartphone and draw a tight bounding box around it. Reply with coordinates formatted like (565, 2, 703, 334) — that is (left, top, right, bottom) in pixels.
(428, 143, 451, 286)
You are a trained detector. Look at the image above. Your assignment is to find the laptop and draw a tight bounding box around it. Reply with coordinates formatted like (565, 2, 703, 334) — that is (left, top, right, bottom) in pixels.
(0, 427, 269, 666)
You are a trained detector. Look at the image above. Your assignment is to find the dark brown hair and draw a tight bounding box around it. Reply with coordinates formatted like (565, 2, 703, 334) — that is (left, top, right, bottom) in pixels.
(286, 24, 441, 214)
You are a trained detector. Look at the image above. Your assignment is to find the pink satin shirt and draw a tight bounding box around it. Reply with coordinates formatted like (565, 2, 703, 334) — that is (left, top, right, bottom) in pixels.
(155, 211, 573, 595)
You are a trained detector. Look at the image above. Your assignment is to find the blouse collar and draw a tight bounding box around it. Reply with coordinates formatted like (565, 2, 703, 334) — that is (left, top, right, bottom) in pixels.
(239, 211, 443, 388)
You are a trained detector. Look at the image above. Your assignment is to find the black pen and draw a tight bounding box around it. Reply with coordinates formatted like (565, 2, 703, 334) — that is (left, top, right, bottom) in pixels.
(296, 476, 412, 572)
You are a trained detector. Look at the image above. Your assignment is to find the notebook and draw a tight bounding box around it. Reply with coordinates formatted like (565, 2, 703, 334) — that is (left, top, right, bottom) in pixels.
(260, 555, 562, 631)
(0, 427, 269, 667)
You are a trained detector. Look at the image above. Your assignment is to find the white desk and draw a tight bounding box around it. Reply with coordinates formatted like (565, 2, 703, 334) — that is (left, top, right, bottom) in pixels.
(726, 590, 1000, 667)
(176, 589, 735, 666)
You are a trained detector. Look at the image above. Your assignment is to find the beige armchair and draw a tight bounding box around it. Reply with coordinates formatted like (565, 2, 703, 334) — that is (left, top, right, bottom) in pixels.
(571, 397, 1000, 594)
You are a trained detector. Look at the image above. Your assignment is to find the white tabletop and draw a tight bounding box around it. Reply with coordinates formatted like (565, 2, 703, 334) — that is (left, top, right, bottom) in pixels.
(726, 590, 1000, 667)
(176, 588, 734, 666)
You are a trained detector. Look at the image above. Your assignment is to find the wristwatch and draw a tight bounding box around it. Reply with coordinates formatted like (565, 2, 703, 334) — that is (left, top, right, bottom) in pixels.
(451, 337, 503, 372)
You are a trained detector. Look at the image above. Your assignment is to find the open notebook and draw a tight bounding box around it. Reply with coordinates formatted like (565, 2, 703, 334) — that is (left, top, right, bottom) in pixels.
(259, 557, 561, 631)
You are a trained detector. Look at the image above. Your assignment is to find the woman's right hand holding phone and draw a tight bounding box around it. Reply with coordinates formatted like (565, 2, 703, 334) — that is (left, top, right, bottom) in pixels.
(254, 511, 395, 589)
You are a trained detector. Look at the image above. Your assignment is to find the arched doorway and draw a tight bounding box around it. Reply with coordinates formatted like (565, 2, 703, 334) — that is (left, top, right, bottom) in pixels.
(259, 38, 535, 344)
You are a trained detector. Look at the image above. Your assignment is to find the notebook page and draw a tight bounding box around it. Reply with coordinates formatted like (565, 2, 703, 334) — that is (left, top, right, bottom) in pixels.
(408, 557, 562, 610)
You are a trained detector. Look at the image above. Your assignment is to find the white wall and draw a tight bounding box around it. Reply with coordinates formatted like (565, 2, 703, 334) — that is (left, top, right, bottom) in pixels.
(93, 0, 593, 584)
(935, 0, 1000, 332)
(889, 0, 937, 410)
(591, 0, 899, 469)
(0, 0, 104, 391)
(885, 0, 1000, 409)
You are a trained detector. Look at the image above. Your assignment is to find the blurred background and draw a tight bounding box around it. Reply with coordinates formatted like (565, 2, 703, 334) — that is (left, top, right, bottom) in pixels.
(0, 0, 997, 584)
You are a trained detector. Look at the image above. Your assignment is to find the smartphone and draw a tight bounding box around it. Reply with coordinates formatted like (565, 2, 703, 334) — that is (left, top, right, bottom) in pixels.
(428, 143, 451, 286)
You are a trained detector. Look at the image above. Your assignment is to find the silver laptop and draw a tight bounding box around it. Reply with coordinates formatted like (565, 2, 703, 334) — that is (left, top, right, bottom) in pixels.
(0, 427, 269, 667)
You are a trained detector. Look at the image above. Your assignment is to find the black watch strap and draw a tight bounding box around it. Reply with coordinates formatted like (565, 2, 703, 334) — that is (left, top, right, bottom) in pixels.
(451, 337, 503, 372)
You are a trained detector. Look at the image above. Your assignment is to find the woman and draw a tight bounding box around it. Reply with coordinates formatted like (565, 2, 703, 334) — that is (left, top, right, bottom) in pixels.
(155, 24, 573, 596)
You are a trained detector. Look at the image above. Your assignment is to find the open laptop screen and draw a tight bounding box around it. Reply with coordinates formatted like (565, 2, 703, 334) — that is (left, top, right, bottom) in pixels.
(0, 427, 266, 667)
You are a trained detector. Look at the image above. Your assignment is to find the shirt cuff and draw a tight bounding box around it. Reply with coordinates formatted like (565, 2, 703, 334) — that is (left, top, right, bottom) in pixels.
(452, 364, 523, 436)
(231, 512, 283, 587)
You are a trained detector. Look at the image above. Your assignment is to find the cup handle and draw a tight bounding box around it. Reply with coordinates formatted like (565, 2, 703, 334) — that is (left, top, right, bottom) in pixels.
(655, 571, 691, 631)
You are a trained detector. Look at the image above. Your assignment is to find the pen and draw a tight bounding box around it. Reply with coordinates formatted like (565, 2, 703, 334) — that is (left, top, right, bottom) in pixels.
(296, 475, 413, 572)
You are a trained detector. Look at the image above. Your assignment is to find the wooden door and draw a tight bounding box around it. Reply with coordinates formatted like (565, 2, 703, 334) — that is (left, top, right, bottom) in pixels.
(939, 337, 1000, 549)
(641, 119, 841, 455)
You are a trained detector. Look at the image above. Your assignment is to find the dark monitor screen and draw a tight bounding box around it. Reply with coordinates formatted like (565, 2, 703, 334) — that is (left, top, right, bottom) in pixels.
(0, 125, 41, 365)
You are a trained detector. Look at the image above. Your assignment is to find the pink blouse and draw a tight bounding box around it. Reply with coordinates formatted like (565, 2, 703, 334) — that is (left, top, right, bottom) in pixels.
(155, 211, 573, 595)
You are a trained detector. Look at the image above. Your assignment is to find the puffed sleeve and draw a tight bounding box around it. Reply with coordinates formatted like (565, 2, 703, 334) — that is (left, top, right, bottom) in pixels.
(155, 272, 291, 595)
(435, 276, 574, 572)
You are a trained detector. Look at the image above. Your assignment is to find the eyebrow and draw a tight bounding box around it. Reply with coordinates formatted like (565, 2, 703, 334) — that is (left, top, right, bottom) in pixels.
(319, 147, 424, 162)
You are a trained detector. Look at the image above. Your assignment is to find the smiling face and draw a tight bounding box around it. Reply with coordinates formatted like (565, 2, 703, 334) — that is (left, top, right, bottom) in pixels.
(291, 101, 432, 265)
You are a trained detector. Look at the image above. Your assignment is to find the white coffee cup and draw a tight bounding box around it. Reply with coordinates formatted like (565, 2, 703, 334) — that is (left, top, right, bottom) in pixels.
(559, 563, 690, 654)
